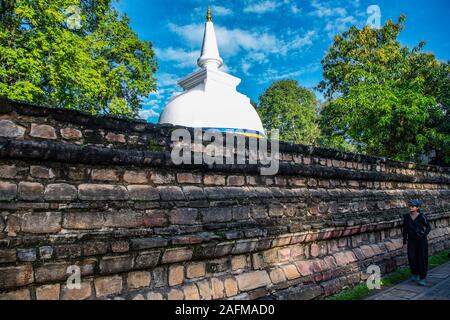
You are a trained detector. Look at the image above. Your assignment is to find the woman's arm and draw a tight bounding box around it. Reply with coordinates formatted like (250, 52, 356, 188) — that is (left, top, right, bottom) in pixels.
(403, 215, 408, 245)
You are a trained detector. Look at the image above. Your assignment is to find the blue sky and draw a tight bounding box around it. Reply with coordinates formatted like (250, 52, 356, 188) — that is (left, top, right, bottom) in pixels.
(115, 0, 450, 123)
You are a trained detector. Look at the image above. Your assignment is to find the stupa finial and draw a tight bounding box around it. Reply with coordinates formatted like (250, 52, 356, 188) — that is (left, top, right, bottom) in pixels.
(207, 6, 212, 22)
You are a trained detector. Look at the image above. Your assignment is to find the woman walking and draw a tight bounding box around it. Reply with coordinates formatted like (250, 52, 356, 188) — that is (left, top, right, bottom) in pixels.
(403, 199, 432, 286)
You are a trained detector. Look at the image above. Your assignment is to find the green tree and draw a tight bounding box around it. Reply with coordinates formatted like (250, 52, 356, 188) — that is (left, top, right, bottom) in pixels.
(318, 15, 449, 164)
(0, 0, 158, 117)
(257, 79, 320, 145)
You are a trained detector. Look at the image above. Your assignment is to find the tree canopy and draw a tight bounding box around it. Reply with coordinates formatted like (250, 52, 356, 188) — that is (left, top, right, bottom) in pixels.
(318, 16, 449, 164)
(0, 0, 158, 117)
(257, 79, 320, 145)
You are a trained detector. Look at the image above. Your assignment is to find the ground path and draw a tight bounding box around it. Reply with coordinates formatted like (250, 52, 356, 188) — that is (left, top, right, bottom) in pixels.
(366, 261, 450, 300)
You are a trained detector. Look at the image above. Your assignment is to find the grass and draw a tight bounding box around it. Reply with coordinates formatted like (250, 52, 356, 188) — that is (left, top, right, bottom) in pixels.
(325, 250, 450, 300)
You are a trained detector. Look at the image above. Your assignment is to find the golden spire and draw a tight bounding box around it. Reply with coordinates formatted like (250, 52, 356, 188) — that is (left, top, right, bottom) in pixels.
(207, 6, 212, 22)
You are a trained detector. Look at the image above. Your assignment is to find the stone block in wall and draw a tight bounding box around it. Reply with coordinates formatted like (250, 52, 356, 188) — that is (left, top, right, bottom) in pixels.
(201, 207, 232, 223)
(182, 186, 206, 201)
(196, 280, 212, 300)
(99, 255, 133, 274)
(18, 182, 44, 201)
(131, 238, 168, 250)
(127, 185, 160, 201)
(83, 242, 108, 256)
(61, 281, 93, 300)
(0, 265, 33, 289)
(7, 212, 62, 235)
(0, 289, 30, 300)
(162, 247, 193, 264)
(0, 120, 26, 138)
(183, 284, 200, 300)
(95, 276, 123, 298)
(30, 124, 57, 140)
(158, 186, 185, 201)
(124, 171, 148, 184)
(0, 249, 16, 263)
(36, 284, 60, 300)
(78, 184, 128, 201)
(0, 165, 17, 179)
(91, 169, 120, 182)
(134, 251, 161, 269)
(30, 166, 56, 179)
(127, 271, 151, 290)
(211, 278, 225, 300)
(44, 184, 77, 201)
(186, 262, 206, 279)
(168, 265, 184, 286)
(169, 208, 199, 225)
(60, 128, 82, 141)
(236, 270, 271, 292)
(63, 212, 104, 230)
(0, 182, 17, 201)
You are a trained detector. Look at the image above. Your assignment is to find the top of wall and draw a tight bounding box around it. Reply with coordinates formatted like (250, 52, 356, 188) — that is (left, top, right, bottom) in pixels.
(1, 97, 449, 176)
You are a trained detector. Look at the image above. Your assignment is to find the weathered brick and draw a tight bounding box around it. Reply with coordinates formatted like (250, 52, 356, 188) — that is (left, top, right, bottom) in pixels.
(177, 173, 202, 184)
(7, 212, 61, 235)
(78, 184, 128, 201)
(185, 262, 205, 280)
(0, 249, 16, 263)
(61, 128, 82, 140)
(132, 238, 168, 250)
(231, 255, 248, 271)
(99, 255, 133, 274)
(227, 176, 245, 186)
(91, 169, 119, 182)
(30, 124, 57, 139)
(151, 172, 176, 185)
(158, 186, 185, 201)
(282, 264, 301, 280)
(204, 175, 226, 186)
(211, 278, 225, 299)
(224, 278, 238, 297)
(169, 208, 199, 225)
(236, 271, 271, 292)
(169, 265, 184, 286)
(142, 211, 168, 228)
(182, 186, 206, 200)
(128, 271, 151, 290)
(111, 241, 129, 253)
(0, 120, 26, 138)
(44, 184, 77, 201)
(0, 265, 33, 289)
(30, 166, 55, 179)
(127, 185, 160, 201)
(183, 284, 200, 300)
(295, 261, 313, 276)
(36, 284, 60, 300)
(0, 165, 17, 179)
(201, 207, 232, 223)
(105, 132, 126, 144)
(197, 280, 212, 300)
(0, 289, 30, 300)
(83, 242, 108, 256)
(135, 251, 161, 269)
(35, 262, 68, 283)
(18, 182, 44, 201)
(162, 247, 193, 264)
(61, 281, 92, 300)
(124, 171, 148, 184)
(333, 251, 357, 266)
(147, 292, 163, 300)
(95, 276, 123, 298)
(104, 211, 142, 228)
(167, 288, 184, 300)
(63, 212, 104, 230)
(0, 182, 17, 201)
(269, 268, 287, 284)
(17, 248, 36, 262)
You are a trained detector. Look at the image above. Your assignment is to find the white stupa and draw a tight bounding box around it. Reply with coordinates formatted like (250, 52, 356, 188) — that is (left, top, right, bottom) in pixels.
(158, 7, 266, 138)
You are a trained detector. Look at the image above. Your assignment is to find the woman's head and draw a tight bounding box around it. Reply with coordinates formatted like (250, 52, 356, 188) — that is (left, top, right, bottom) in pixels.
(408, 199, 422, 214)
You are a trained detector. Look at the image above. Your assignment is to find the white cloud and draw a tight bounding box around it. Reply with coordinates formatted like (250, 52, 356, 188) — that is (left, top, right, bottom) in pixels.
(155, 47, 198, 69)
(139, 108, 159, 120)
(325, 15, 357, 37)
(211, 5, 233, 16)
(243, 1, 280, 14)
(256, 63, 321, 84)
(309, 0, 347, 17)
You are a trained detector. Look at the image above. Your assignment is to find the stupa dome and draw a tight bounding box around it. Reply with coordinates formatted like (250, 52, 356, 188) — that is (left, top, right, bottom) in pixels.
(158, 7, 266, 138)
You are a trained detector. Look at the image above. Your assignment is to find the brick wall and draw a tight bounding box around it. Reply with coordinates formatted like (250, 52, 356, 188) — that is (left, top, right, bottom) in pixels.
(0, 98, 449, 300)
